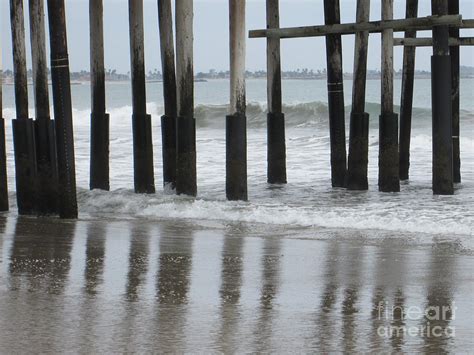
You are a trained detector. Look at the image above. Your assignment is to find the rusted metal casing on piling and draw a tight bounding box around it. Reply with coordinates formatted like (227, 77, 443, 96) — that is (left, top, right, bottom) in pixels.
(30, 0, 59, 215)
(399, 0, 418, 181)
(10, 0, 38, 215)
(324, 0, 347, 188)
(158, 0, 178, 190)
(129, 0, 155, 194)
(176, 0, 197, 196)
(347, 0, 370, 191)
(431, 0, 453, 195)
(90, 0, 110, 191)
(0, 118, 8, 212)
(266, 0, 286, 185)
(47, 0, 78, 218)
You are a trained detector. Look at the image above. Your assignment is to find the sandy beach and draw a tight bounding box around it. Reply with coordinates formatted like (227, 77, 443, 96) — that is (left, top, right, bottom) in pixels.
(0, 215, 472, 353)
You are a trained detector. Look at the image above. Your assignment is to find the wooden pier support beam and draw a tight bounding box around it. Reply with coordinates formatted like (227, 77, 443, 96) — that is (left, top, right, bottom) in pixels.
(158, 0, 177, 190)
(227, 0, 247, 201)
(175, 0, 197, 196)
(29, 0, 58, 215)
(431, 0, 453, 195)
(449, 0, 461, 183)
(323, 0, 346, 188)
(47, 0, 78, 218)
(347, 0, 370, 190)
(266, 0, 286, 185)
(0, 48, 8, 212)
(128, 0, 155, 194)
(399, 0, 418, 181)
(90, 0, 110, 191)
(10, 0, 37, 215)
(379, 0, 400, 192)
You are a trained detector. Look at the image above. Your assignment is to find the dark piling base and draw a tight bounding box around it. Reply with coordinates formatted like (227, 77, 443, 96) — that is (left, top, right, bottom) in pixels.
(267, 112, 287, 184)
(432, 55, 454, 195)
(132, 113, 155, 194)
(327, 84, 347, 188)
(453, 137, 460, 184)
(161, 115, 177, 189)
(176, 116, 197, 196)
(379, 112, 400, 192)
(0, 118, 8, 212)
(226, 114, 248, 201)
(12, 118, 37, 215)
(90, 113, 110, 191)
(346, 112, 369, 190)
(35, 119, 59, 215)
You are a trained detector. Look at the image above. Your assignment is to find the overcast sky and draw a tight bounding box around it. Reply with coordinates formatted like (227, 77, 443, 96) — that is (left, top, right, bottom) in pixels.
(1, 0, 473, 73)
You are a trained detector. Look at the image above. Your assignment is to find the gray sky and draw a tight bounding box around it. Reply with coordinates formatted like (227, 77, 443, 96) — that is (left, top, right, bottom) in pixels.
(2, 0, 474, 73)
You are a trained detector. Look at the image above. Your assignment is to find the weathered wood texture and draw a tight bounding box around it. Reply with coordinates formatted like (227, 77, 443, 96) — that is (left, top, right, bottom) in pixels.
(10, 0, 29, 119)
(158, 0, 177, 188)
(347, 0, 370, 190)
(378, 0, 400, 192)
(266, 0, 286, 184)
(175, 0, 197, 196)
(0, 49, 8, 211)
(399, 0, 418, 181)
(90, 0, 110, 191)
(129, 0, 155, 194)
(227, 0, 247, 201)
(431, 0, 453, 195)
(449, 0, 461, 183)
(394, 37, 474, 46)
(249, 14, 462, 39)
(47, 0, 79, 218)
(324, 0, 346, 188)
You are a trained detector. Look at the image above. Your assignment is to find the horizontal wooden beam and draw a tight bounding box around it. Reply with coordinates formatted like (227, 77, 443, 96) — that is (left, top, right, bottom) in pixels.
(394, 37, 474, 46)
(249, 14, 463, 39)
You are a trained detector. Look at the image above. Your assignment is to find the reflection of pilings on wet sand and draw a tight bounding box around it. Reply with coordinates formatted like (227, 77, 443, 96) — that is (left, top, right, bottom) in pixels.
(253, 237, 282, 353)
(422, 244, 456, 352)
(125, 224, 150, 301)
(84, 222, 107, 295)
(9, 217, 76, 293)
(155, 223, 194, 349)
(217, 226, 245, 353)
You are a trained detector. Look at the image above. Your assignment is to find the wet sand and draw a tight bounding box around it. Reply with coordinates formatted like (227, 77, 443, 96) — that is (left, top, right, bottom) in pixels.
(0, 215, 473, 353)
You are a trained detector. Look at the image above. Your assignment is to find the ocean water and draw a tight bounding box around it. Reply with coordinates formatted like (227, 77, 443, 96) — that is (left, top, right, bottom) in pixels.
(1, 78, 473, 244)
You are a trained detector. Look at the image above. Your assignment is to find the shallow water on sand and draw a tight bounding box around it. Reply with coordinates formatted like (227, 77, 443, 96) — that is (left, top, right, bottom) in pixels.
(0, 216, 473, 353)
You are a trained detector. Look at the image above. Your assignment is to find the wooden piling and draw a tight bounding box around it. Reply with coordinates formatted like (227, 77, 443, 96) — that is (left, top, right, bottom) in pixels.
(158, 0, 177, 189)
(323, 0, 346, 188)
(29, 0, 58, 215)
(379, 0, 400, 192)
(431, 0, 453, 195)
(47, 0, 78, 218)
(347, 0, 370, 190)
(129, 0, 155, 194)
(175, 0, 197, 196)
(10, 0, 37, 215)
(90, 0, 110, 191)
(266, 0, 286, 185)
(227, 0, 247, 201)
(399, 0, 418, 181)
(0, 49, 8, 212)
(449, 0, 461, 183)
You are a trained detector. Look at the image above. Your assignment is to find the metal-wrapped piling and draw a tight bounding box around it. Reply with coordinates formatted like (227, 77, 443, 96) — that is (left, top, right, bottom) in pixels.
(47, 0, 78, 218)
(0, 50, 8, 212)
(10, 0, 37, 215)
(128, 0, 155, 194)
(158, 0, 178, 190)
(347, 0, 370, 191)
(227, 0, 248, 201)
(29, 0, 59, 215)
(266, 0, 286, 185)
(90, 0, 110, 191)
(323, 0, 347, 188)
(175, 0, 197, 196)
